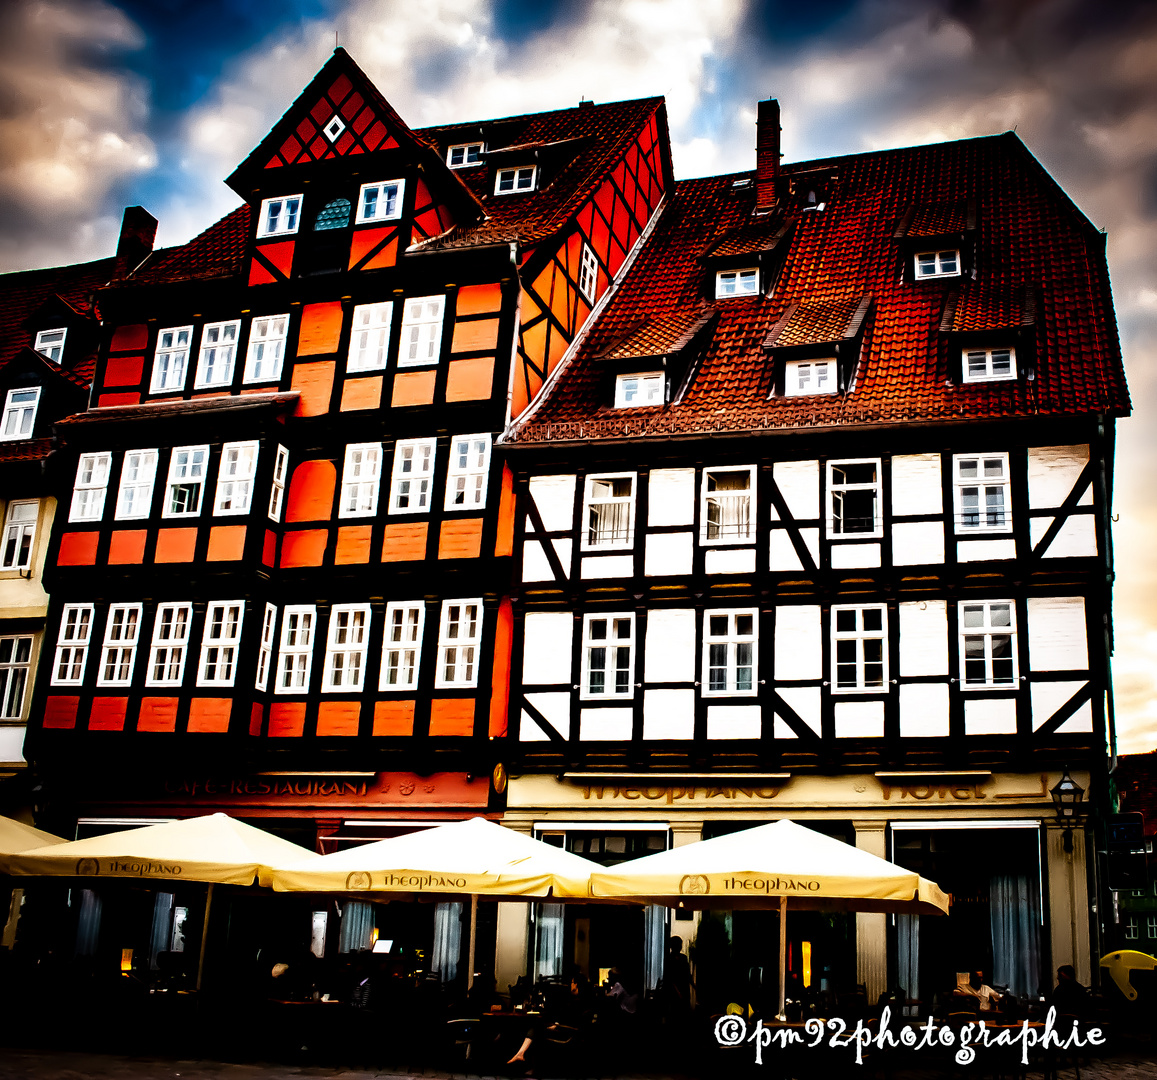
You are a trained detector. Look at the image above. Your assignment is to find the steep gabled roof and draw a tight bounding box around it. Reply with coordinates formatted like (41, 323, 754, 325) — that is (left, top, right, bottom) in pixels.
(110, 204, 251, 290)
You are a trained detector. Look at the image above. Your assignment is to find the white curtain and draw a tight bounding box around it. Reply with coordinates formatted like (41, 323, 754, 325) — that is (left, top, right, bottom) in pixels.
(644, 905, 667, 991)
(75, 888, 102, 957)
(896, 914, 919, 1001)
(339, 899, 375, 954)
(432, 901, 463, 982)
(534, 903, 564, 980)
(989, 872, 1041, 998)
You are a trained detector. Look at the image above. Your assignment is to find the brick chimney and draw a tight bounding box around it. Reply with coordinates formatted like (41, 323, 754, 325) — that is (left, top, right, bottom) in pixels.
(755, 98, 781, 212)
(116, 205, 158, 267)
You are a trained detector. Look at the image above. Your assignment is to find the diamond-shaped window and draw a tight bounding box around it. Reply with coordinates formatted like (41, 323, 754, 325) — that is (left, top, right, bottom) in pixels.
(323, 115, 346, 143)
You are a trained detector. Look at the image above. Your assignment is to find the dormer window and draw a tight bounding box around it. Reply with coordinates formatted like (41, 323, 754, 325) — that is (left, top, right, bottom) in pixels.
(495, 166, 536, 195)
(448, 143, 484, 168)
(716, 268, 758, 298)
(356, 180, 404, 224)
(257, 196, 302, 238)
(785, 358, 836, 397)
(914, 249, 960, 279)
(322, 115, 345, 142)
(34, 328, 66, 363)
(0, 388, 40, 441)
(963, 347, 1015, 383)
(615, 372, 664, 408)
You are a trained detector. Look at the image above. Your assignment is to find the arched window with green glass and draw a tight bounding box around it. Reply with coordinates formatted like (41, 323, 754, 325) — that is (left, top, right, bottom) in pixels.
(314, 198, 351, 231)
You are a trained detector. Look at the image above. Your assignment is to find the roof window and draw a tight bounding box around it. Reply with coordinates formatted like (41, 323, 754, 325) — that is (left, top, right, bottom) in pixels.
(448, 143, 484, 169)
(323, 115, 345, 142)
(34, 328, 66, 363)
(495, 166, 536, 195)
(914, 249, 960, 279)
(716, 268, 759, 298)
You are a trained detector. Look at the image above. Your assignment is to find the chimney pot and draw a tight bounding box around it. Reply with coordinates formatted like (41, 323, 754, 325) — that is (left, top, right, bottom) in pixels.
(756, 98, 780, 212)
(117, 205, 158, 266)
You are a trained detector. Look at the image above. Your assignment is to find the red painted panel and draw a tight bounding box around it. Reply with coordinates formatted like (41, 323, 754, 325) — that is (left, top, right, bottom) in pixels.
(329, 73, 352, 101)
(429, 698, 475, 737)
(207, 525, 246, 561)
(279, 133, 302, 162)
(103, 355, 143, 387)
(155, 527, 197, 563)
(340, 90, 362, 119)
(268, 702, 307, 738)
(108, 530, 147, 565)
(364, 121, 387, 150)
(281, 529, 328, 568)
(110, 324, 149, 351)
(290, 360, 335, 416)
(97, 392, 141, 408)
(457, 283, 502, 317)
(373, 700, 415, 736)
(43, 696, 79, 729)
(258, 240, 295, 278)
(297, 301, 344, 356)
(248, 258, 277, 287)
(58, 532, 98, 566)
(348, 225, 393, 270)
(89, 697, 128, 732)
(362, 236, 397, 271)
(352, 106, 372, 134)
(285, 460, 336, 522)
(495, 464, 515, 557)
(317, 701, 360, 736)
(296, 116, 315, 141)
(262, 529, 277, 567)
(188, 698, 232, 733)
(488, 597, 513, 738)
(310, 97, 332, 124)
(335, 130, 354, 155)
(249, 703, 264, 736)
(138, 697, 178, 733)
(335, 525, 372, 564)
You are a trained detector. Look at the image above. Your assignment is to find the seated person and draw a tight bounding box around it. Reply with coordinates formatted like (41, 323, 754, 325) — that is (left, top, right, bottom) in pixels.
(1050, 965, 1088, 1016)
(954, 970, 1003, 1012)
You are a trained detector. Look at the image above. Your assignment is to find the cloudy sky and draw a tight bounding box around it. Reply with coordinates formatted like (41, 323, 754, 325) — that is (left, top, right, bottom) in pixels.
(2, 0, 1155, 751)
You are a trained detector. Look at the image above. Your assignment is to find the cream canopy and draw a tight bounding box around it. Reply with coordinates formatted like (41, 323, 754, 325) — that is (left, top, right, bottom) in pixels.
(0, 815, 65, 856)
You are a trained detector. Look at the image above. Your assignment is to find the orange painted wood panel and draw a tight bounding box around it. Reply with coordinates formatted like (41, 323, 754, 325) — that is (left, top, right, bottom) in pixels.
(281, 529, 328, 568)
(58, 532, 98, 566)
(108, 529, 147, 565)
(103, 355, 143, 387)
(445, 357, 494, 402)
(456, 283, 502, 317)
(249, 703, 264, 736)
(290, 360, 335, 416)
(438, 518, 483, 560)
(110, 324, 148, 351)
(362, 235, 398, 270)
(391, 370, 436, 407)
(188, 698, 232, 733)
(98, 392, 141, 407)
(429, 698, 475, 737)
(335, 525, 372, 564)
(286, 460, 336, 521)
(317, 701, 361, 736)
(88, 697, 129, 732)
(207, 525, 247, 562)
(495, 464, 516, 557)
(340, 376, 382, 411)
(489, 597, 513, 738)
(268, 702, 307, 737)
(297, 301, 344, 355)
(137, 697, 179, 733)
(262, 529, 277, 566)
(155, 527, 198, 563)
(451, 318, 500, 354)
(43, 696, 79, 729)
(373, 700, 415, 736)
(257, 239, 295, 278)
(381, 522, 427, 562)
(248, 258, 277, 287)
(348, 225, 393, 269)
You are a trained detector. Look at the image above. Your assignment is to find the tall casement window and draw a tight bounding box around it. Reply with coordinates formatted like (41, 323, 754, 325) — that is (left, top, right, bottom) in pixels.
(582, 473, 635, 549)
(959, 600, 1017, 688)
(827, 459, 882, 537)
(398, 296, 446, 368)
(356, 180, 404, 224)
(0, 636, 32, 718)
(276, 605, 316, 694)
(1, 388, 40, 440)
(214, 441, 259, 515)
(198, 601, 244, 687)
(52, 603, 94, 685)
(953, 453, 1011, 533)
(255, 604, 277, 692)
(389, 438, 436, 514)
(268, 445, 289, 522)
(163, 445, 209, 518)
(785, 359, 836, 397)
(715, 269, 758, 298)
(115, 449, 158, 520)
(447, 143, 483, 168)
(614, 372, 664, 408)
(444, 434, 491, 511)
(69, 452, 112, 522)
(146, 603, 192, 687)
(436, 599, 482, 689)
(340, 443, 383, 518)
(150, 327, 193, 392)
(703, 609, 758, 697)
(347, 302, 393, 372)
(97, 603, 141, 686)
(831, 605, 887, 692)
(257, 195, 302, 238)
(194, 320, 241, 387)
(495, 166, 536, 194)
(243, 314, 289, 383)
(34, 328, 66, 363)
(1, 500, 38, 569)
(581, 613, 635, 700)
(963, 347, 1015, 384)
(578, 243, 599, 302)
(914, 249, 960, 278)
(380, 602, 425, 691)
(324, 604, 371, 692)
(701, 466, 755, 545)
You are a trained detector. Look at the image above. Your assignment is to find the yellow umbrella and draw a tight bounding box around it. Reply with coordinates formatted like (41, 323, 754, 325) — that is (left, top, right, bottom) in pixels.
(0, 814, 65, 855)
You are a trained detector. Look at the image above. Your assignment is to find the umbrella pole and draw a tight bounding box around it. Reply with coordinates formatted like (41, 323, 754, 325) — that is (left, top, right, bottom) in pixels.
(777, 895, 787, 1021)
(467, 893, 478, 991)
(196, 882, 214, 993)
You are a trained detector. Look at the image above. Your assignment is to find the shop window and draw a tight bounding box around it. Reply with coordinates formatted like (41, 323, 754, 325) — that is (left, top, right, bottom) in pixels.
(445, 434, 491, 511)
(69, 452, 112, 522)
(1, 500, 38, 569)
(324, 604, 371, 692)
(197, 601, 244, 688)
(436, 599, 482, 689)
(832, 604, 887, 692)
(347, 302, 393, 372)
(115, 450, 158, 520)
(703, 609, 757, 697)
(268, 446, 289, 522)
(581, 613, 635, 700)
(716, 269, 758, 298)
(380, 602, 425, 691)
(963, 347, 1015, 384)
(163, 445, 208, 518)
(959, 600, 1017, 689)
(389, 438, 436, 514)
(1, 388, 40, 440)
(276, 605, 316, 694)
(356, 180, 404, 224)
(34, 328, 66, 363)
(97, 603, 141, 687)
(214, 441, 259, 516)
(583, 473, 635, 549)
(914, 249, 960, 279)
(52, 603, 93, 685)
(243, 314, 289, 383)
(339, 443, 383, 518)
(0, 636, 32, 719)
(194, 321, 240, 387)
(257, 195, 302, 238)
(255, 604, 277, 692)
(828, 459, 882, 537)
(701, 466, 754, 545)
(397, 296, 446, 368)
(614, 372, 664, 408)
(953, 453, 1011, 533)
(146, 603, 192, 687)
(785, 359, 836, 397)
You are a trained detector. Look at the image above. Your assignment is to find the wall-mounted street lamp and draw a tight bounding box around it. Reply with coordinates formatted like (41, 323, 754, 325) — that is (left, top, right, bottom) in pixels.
(1050, 768, 1085, 853)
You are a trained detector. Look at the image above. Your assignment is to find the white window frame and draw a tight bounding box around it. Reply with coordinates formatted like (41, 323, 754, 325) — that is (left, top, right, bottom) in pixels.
(214, 441, 259, 516)
(827, 458, 883, 540)
(323, 604, 371, 692)
(97, 603, 142, 687)
(435, 599, 483, 690)
(389, 437, 437, 515)
(715, 269, 758, 298)
(953, 453, 1012, 534)
(322, 115, 345, 142)
(700, 465, 755, 546)
(268, 445, 289, 522)
(397, 295, 446, 368)
(146, 602, 192, 688)
(444, 434, 491, 512)
(614, 372, 664, 408)
(582, 473, 636, 551)
(347, 302, 393, 372)
(163, 445, 209, 519)
(115, 449, 158, 521)
(914, 249, 960, 279)
(1, 387, 41, 441)
(257, 195, 302, 239)
(702, 608, 758, 698)
(339, 443, 383, 518)
(1147, 915, 1157, 938)
(150, 326, 193, 393)
(495, 166, 536, 195)
(831, 604, 888, 694)
(447, 143, 484, 169)
(785, 359, 837, 397)
(962, 347, 1016, 384)
(34, 328, 66, 363)
(197, 601, 245, 688)
(194, 320, 241, 388)
(958, 600, 1018, 690)
(255, 603, 277, 692)
(69, 452, 112, 523)
(52, 603, 94, 686)
(1, 500, 38, 570)
(578, 243, 599, 302)
(243, 314, 290, 383)
(355, 180, 404, 224)
(580, 613, 635, 701)
(276, 605, 317, 695)
(1125, 917, 1139, 941)
(380, 602, 425, 691)
(0, 635, 32, 719)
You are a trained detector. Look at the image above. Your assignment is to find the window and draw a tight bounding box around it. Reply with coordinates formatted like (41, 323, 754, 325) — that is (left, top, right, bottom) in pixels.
(785, 359, 836, 397)
(0, 636, 31, 718)
(914, 249, 960, 278)
(1147, 915, 1157, 938)
(701, 466, 755, 544)
(276, 605, 316, 693)
(583, 473, 635, 549)
(828, 459, 882, 537)
(953, 453, 1011, 533)
(146, 603, 192, 687)
(198, 601, 244, 687)
(581, 613, 635, 699)
(150, 327, 193, 392)
(1, 388, 40, 440)
(313, 198, 351, 231)
(34, 328, 66, 363)
(389, 438, 436, 514)
(436, 599, 483, 689)
(444, 434, 491, 511)
(716, 269, 758, 298)
(340, 443, 383, 518)
(959, 600, 1017, 689)
(194, 321, 240, 387)
(397, 296, 446, 367)
(832, 605, 887, 692)
(115, 450, 158, 520)
(495, 166, 536, 194)
(356, 180, 404, 224)
(257, 195, 302, 238)
(380, 602, 425, 691)
(163, 445, 208, 518)
(703, 609, 757, 697)
(52, 604, 93, 685)
(347, 302, 393, 372)
(962, 347, 1016, 384)
(615, 372, 664, 408)
(322, 115, 345, 142)
(97, 603, 141, 686)
(324, 604, 371, 692)
(1125, 917, 1139, 941)
(1, 500, 37, 569)
(243, 314, 289, 383)
(69, 452, 112, 522)
(447, 143, 483, 168)
(579, 244, 599, 301)
(268, 445, 289, 522)
(214, 441, 259, 515)
(255, 604, 277, 692)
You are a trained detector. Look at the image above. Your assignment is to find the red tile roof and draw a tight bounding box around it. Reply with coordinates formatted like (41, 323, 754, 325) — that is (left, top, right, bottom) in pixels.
(0, 437, 53, 463)
(765, 294, 869, 349)
(597, 307, 715, 361)
(56, 391, 298, 427)
(945, 284, 1035, 333)
(509, 132, 1130, 443)
(111, 204, 251, 289)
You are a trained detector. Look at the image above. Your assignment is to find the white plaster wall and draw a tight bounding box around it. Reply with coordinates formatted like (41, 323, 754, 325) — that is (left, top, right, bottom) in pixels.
(648, 469, 696, 526)
(581, 555, 634, 579)
(706, 704, 761, 739)
(1028, 445, 1091, 509)
(772, 460, 819, 520)
(1030, 515, 1098, 559)
(891, 454, 943, 516)
(642, 689, 695, 739)
(644, 610, 696, 683)
(774, 686, 821, 737)
(899, 601, 948, 676)
(899, 683, 950, 737)
(834, 700, 884, 737)
(1031, 680, 1091, 732)
(769, 527, 819, 571)
(520, 692, 571, 741)
(892, 522, 944, 566)
(645, 532, 693, 576)
(522, 613, 573, 684)
(522, 538, 571, 581)
(1027, 597, 1089, 671)
(528, 475, 577, 532)
(963, 697, 1017, 735)
(958, 538, 1016, 562)
(0, 725, 25, 764)
(830, 543, 881, 569)
(774, 606, 821, 679)
(705, 548, 755, 574)
(579, 708, 633, 740)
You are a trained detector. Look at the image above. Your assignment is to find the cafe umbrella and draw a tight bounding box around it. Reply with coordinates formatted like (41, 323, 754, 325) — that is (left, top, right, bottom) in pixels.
(0, 814, 65, 855)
